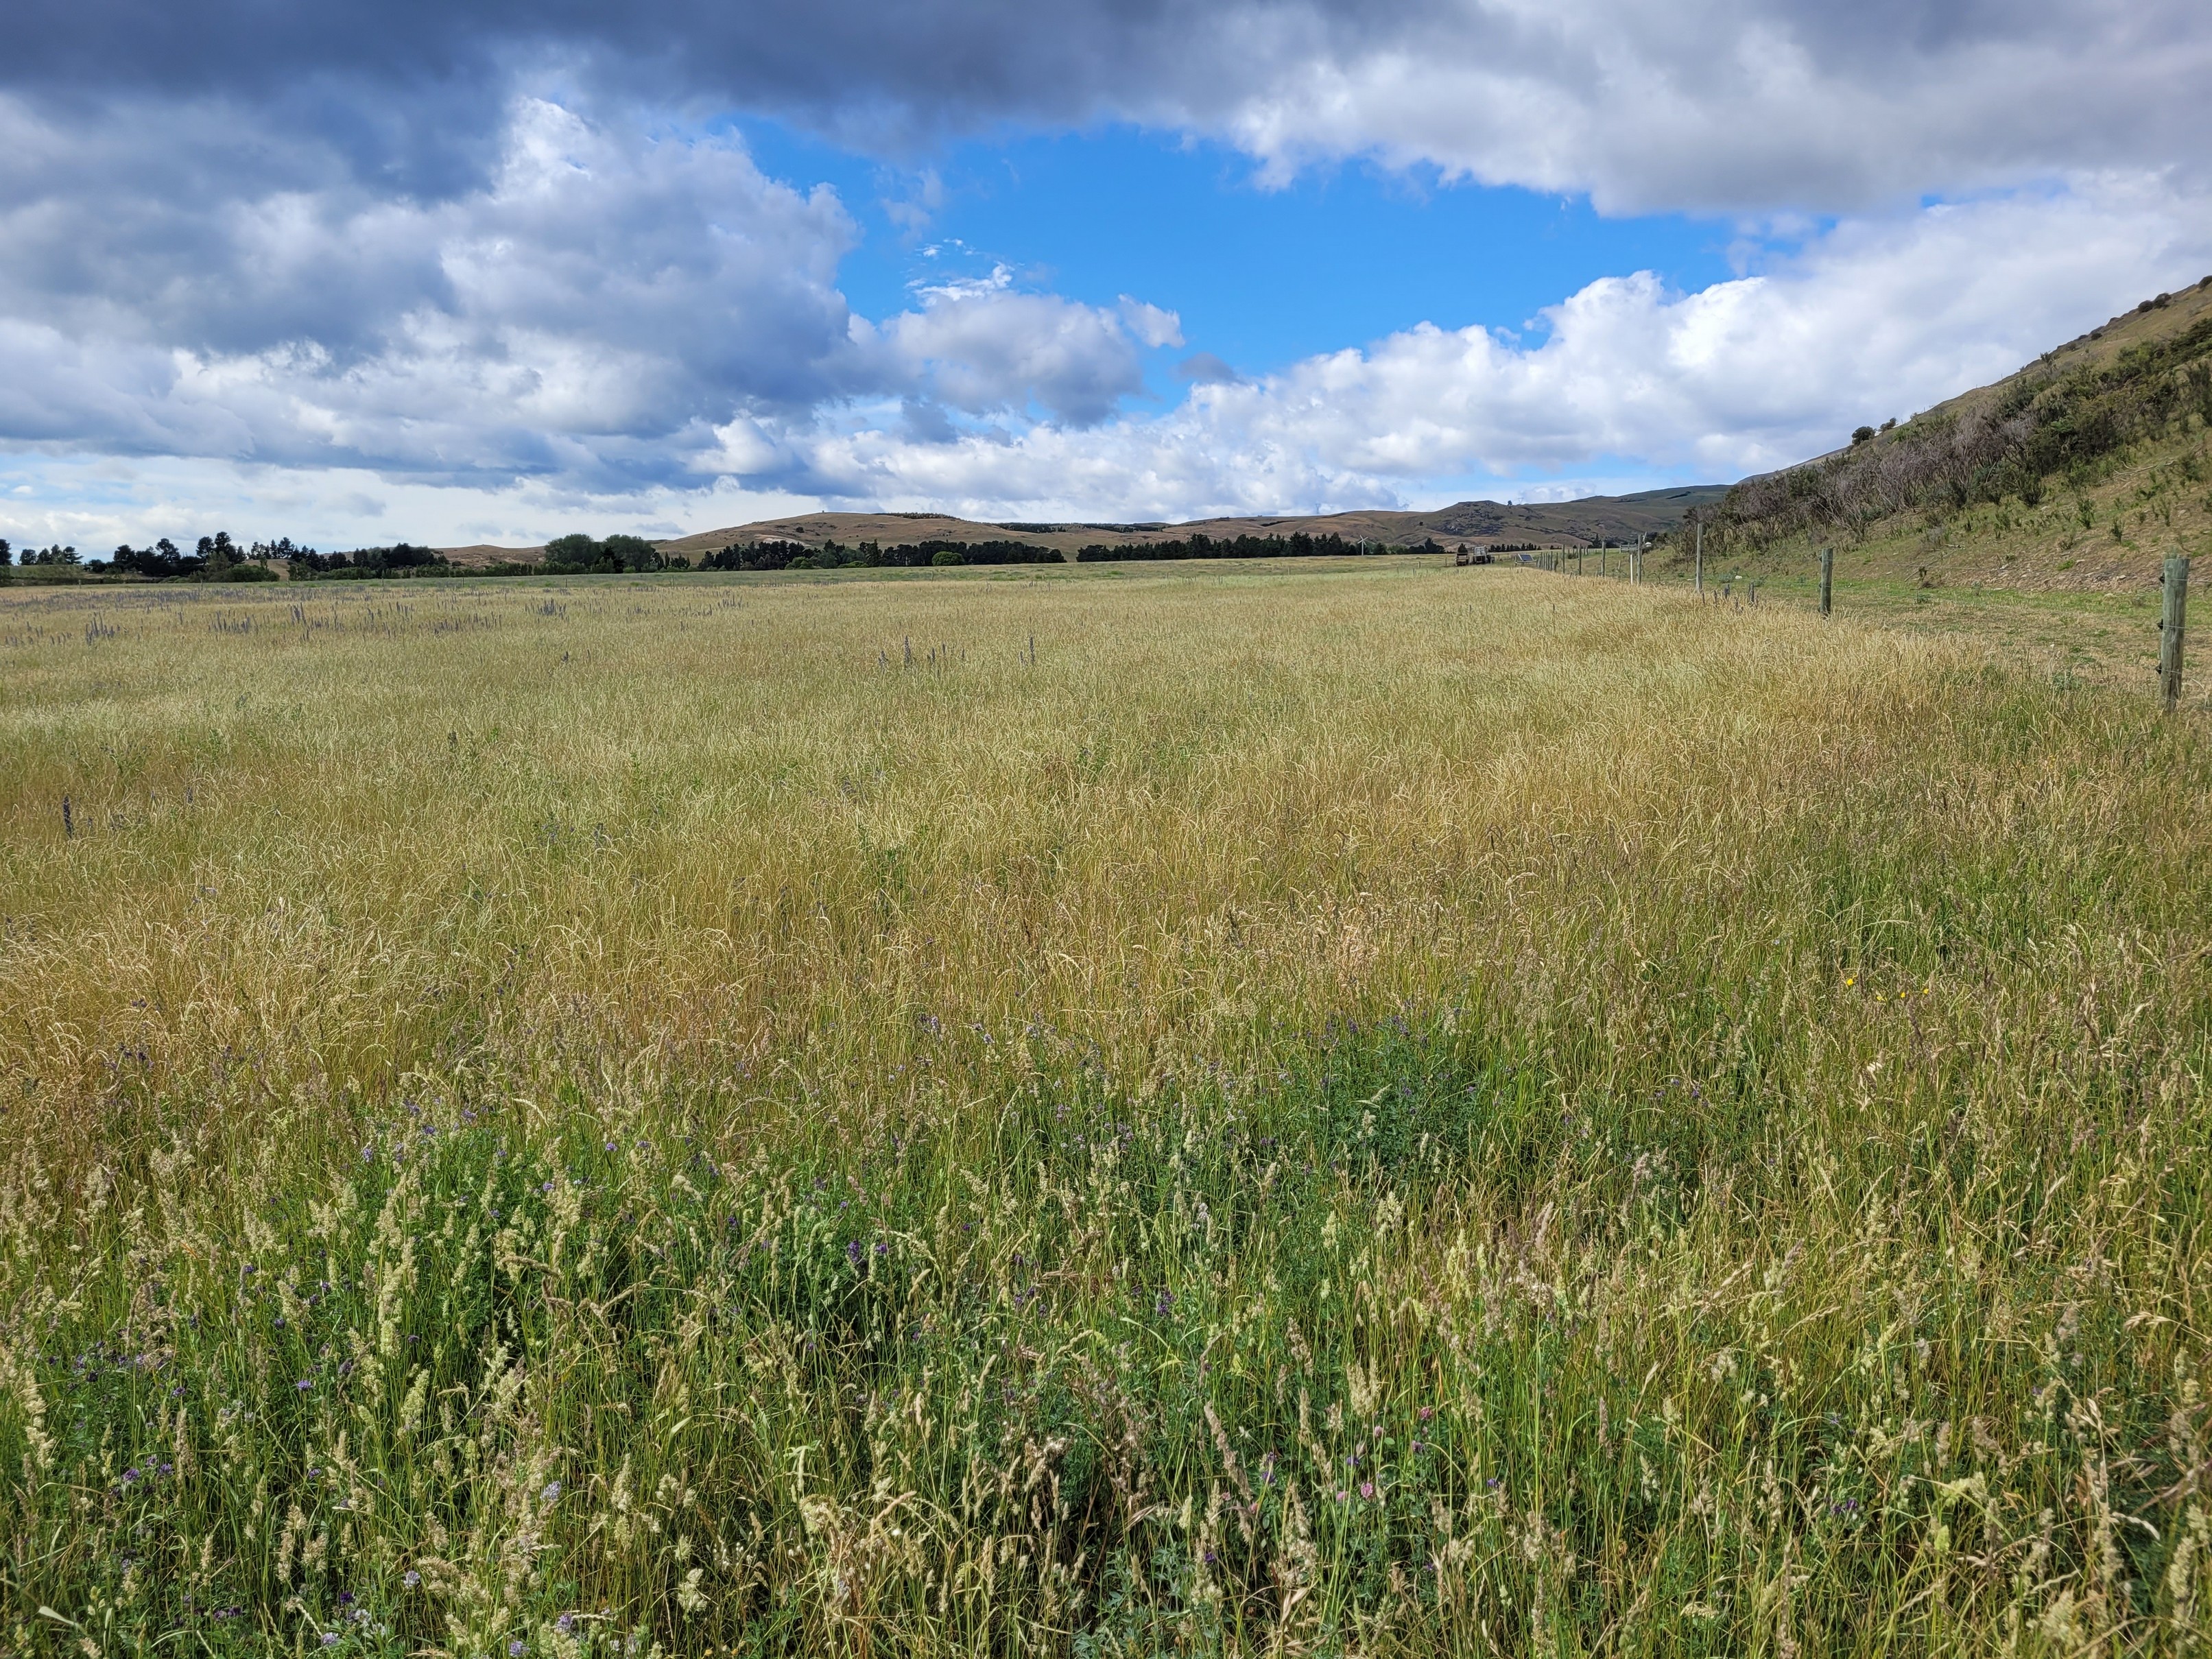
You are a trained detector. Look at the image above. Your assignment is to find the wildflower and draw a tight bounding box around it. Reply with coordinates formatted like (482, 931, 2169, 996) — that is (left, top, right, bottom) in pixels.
(846, 1240, 865, 1268)
(1336, 1490, 1348, 1503)
(541, 1480, 561, 1505)
(1155, 1291, 1174, 1317)
(510, 1643, 528, 1658)
(296, 1378, 312, 1392)
(403, 1571, 421, 1588)
(322, 1636, 340, 1649)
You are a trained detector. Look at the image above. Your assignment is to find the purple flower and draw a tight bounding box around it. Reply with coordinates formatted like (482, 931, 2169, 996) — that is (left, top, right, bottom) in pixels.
(847, 1240, 865, 1268)
(403, 1570, 421, 1588)
(510, 1643, 527, 1658)
(540, 1479, 561, 1505)
(322, 1636, 341, 1649)
(296, 1378, 312, 1392)
(1360, 1481, 1376, 1501)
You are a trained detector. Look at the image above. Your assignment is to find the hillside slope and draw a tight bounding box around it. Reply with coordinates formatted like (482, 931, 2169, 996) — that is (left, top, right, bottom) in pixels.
(1677, 275, 2212, 593)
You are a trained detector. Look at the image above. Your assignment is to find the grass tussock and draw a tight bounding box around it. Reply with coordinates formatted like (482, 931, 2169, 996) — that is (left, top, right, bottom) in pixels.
(2, 566, 2211, 1656)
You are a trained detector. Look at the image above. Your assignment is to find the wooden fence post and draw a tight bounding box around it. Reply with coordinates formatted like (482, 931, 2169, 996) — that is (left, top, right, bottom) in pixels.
(1819, 546, 1834, 617)
(2162, 554, 2190, 713)
(1693, 521, 1703, 595)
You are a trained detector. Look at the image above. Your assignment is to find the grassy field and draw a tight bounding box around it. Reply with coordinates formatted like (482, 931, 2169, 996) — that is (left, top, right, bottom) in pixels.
(3, 561, 2211, 1656)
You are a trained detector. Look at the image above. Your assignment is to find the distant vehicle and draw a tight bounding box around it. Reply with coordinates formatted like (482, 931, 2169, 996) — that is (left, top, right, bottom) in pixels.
(1453, 545, 1494, 566)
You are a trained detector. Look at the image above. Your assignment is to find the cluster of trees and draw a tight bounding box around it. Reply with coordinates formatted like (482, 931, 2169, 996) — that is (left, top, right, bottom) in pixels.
(102, 536, 265, 580)
(1073, 532, 1441, 561)
(1716, 274, 2212, 548)
(0, 530, 485, 582)
(543, 534, 673, 574)
(696, 538, 1062, 571)
(289, 543, 459, 580)
(1, 540, 83, 568)
(66, 533, 277, 582)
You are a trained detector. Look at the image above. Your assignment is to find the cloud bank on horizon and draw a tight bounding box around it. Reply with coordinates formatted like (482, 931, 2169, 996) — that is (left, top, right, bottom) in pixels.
(1, 0, 2209, 545)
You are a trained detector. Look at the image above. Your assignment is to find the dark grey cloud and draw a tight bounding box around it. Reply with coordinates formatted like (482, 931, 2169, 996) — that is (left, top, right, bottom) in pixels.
(5, 1, 2207, 211)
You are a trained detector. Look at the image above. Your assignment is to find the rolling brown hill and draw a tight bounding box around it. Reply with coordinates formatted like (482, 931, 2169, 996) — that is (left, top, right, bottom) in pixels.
(442, 486, 1730, 567)
(653, 486, 1730, 561)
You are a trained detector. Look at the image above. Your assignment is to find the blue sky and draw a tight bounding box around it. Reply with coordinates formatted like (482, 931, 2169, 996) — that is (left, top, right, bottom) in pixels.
(1, 0, 2209, 549)
(741, 120, 1741, 389)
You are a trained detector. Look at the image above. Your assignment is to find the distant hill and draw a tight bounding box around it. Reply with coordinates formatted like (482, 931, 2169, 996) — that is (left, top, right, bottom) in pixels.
(444, 486, 1731, 569)
(654, 487, 1730, 562)
(1687, 274, 2212, 591)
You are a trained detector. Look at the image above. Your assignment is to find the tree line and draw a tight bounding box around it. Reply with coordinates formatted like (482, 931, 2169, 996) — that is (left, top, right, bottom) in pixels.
(3, 525, 1513, 586)
(1073, 532, 1447, 561)
(696, 538, 1063, 571)
(3, 533, 282, 582)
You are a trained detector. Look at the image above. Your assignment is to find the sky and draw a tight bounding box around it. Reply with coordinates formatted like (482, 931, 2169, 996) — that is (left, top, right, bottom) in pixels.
(2, 0, 2210, 550)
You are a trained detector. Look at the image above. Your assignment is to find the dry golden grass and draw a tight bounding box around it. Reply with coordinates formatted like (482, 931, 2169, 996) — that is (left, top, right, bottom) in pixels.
(2, 563, 2211, 1655)
(3, 568, 1960, 1132)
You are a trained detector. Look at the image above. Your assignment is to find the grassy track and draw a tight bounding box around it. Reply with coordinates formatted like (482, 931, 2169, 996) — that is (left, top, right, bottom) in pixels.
(3, 564, 2211, 1656)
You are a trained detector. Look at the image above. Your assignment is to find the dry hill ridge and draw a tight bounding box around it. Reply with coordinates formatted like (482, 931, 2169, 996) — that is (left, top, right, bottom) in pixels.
(444, 486, 1730, 567)
(651, 485, 1730, 562)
